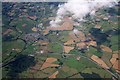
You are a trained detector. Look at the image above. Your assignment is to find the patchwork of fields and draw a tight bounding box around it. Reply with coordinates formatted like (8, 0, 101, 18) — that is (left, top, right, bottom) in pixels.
(2, 2, 120, 79)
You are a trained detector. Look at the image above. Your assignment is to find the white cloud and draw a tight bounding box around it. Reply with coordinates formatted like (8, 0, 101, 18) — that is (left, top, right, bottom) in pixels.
(50, 0, 118, 27)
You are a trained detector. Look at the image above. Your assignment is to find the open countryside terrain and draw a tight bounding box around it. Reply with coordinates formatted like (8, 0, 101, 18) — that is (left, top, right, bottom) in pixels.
(2, 2, 120, 79)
